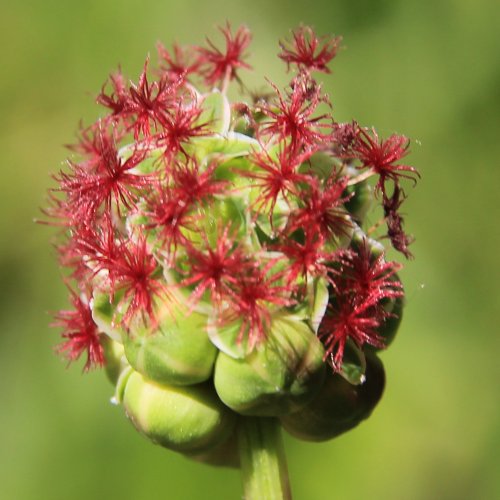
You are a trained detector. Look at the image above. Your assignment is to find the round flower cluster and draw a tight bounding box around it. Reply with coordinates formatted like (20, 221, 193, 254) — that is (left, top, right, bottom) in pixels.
(47, 24, 418, 463)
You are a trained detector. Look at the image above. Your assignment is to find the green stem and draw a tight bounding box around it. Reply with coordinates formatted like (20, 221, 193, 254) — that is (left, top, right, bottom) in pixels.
(237, 417, 292, 500)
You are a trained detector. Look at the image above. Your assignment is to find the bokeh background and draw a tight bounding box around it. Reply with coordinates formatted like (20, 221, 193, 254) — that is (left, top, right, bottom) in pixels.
(1, 0, 499, 498)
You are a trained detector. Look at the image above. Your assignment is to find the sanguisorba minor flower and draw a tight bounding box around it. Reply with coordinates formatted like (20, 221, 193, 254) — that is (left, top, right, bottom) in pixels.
(45, 23, 418, 499)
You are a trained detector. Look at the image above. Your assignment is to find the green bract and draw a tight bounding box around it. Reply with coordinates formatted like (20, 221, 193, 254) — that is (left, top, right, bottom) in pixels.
(100, 335, 128, 385)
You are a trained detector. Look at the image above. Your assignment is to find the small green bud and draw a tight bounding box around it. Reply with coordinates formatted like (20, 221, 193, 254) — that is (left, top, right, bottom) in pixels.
(281, 352, 385, 442)
(123, 302, 217, 386)
(123, 371, 236, 454)
(214, 316, 326, 416)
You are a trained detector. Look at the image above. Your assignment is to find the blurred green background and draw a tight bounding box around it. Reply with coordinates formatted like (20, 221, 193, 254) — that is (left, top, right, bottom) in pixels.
(1, 0, 499, 498)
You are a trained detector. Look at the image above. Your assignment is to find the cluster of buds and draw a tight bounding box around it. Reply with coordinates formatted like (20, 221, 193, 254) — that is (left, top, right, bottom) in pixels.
(47, 24, 418, 464)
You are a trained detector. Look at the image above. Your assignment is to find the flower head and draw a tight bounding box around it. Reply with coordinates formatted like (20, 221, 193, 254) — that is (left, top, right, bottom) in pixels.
(45, 25, 416, 453)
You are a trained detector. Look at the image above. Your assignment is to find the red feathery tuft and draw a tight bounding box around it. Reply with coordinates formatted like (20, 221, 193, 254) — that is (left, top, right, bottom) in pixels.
(169, 157, 228, 205)
(78, 225, 168, 325)
(278, 26, 342, 73)
(141, 181, 197, 253)
(108, 234, 168, 325)
(354, 128, 420, 193)
(128, 60, 178, 139)
(243, 144, 313, 221)
(334, 242, 403, 298)
(53, 289, 104, 372)
(56, 128, 151, 223)
(198, 23, 252, 86)
(318, 294, 384, 370)
(157, 99, 209, 158)
(96, 69, 129, 119)
(222, 259, 294, 349)
(181, 226, 250, 307)
(157, 42, 202, 84)
(259, 78, 332, 149)
(319, 243, 404, 369)
(287, 175, 352, 243)
(273, 232, 331, 285)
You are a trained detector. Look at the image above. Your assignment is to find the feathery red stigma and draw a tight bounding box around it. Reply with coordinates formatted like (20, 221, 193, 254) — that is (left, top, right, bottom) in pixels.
(279, 26, 342, 74)
(198, 23, 252, 87)
(53, 289, 104, 372)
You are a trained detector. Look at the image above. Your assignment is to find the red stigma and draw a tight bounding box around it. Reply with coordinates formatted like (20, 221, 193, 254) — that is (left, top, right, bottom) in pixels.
(53, 289, 104, 372)
(279, 26, 342, 74)
(198, 23, 252, 87)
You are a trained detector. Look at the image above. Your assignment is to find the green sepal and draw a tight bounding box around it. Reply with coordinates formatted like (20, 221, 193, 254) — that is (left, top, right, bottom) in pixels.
(122, 371, 237, 454)
(191, 132, 258, 158)
(281, 352, 385, 442)
(114, 365, 133, 404)
(339, 339, 367, 385)
(100, 334, 128, 385)
(380, 292, 404, 347)
(207, 314, 249, 359)
(122, 296, 217, 386)
(196, 197, 247, 244)
(367, 292, 404, 352)
(199, 90, 231, 135)
(310, 277, 329, 333)
(213, 316, 326, 416)
(91, 291, 126, 342)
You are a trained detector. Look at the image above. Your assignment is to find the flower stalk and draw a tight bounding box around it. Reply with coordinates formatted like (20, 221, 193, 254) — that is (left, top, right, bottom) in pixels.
(238, 417, 291, 500)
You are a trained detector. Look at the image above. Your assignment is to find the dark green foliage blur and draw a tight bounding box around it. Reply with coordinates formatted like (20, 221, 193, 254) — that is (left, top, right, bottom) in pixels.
(1, 0, 499, 498)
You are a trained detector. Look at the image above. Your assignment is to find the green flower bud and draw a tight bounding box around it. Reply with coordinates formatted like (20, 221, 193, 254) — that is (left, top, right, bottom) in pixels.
(123, 371, 236, 454)
(281, 352, 385, 442)
(123, 299, 217, 386)
(214, 316, 326, 417)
